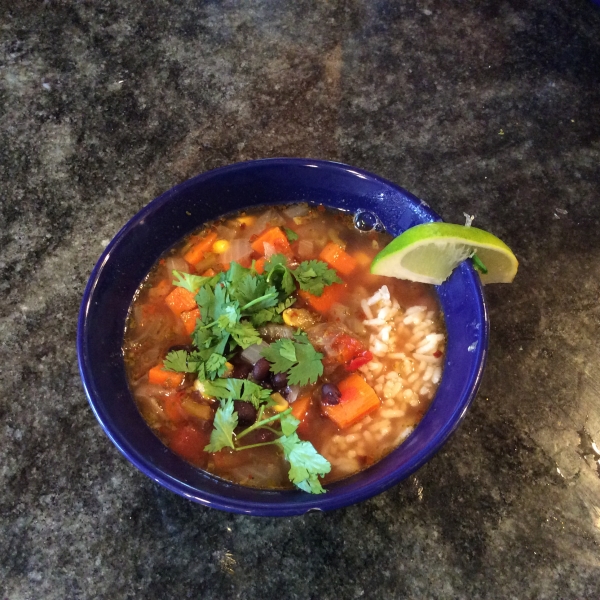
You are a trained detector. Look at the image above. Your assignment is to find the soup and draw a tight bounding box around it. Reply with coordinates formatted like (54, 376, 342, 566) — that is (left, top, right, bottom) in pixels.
(123, 204, 445, 493)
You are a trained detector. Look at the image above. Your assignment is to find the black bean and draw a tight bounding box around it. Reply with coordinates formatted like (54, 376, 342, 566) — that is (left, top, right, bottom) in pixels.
(252, 358, 271, 381)
(271, 372, 288, 391)
(321, 383, 341, 405)
(233, 401, 257, 427)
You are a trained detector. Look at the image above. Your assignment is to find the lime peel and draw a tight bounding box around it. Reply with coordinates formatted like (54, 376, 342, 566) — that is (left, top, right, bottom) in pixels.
(370, 223, 518, 285)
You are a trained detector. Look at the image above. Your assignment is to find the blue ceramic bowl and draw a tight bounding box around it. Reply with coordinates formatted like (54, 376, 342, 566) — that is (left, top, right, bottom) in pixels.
(77, 158, 488, 516)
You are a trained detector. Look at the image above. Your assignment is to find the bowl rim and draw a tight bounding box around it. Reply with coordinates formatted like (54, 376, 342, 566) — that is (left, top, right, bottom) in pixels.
(77, 157, 489, 516)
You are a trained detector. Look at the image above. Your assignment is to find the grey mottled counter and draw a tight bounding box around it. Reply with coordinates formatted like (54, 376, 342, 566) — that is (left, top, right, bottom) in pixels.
(1, 1, 600, 598)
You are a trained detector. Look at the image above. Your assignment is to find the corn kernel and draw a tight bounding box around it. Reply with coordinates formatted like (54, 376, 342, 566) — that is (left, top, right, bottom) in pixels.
(271, 392, 289, 412)
(237, 215, 256, 226)
(212, 239, 230, 254)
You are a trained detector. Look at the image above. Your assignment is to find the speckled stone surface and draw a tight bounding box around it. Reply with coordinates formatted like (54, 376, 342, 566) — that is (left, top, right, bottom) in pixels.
(1, 0, 600, 598)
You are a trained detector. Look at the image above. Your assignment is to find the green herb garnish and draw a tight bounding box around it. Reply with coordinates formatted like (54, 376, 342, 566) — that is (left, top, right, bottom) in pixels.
(261, 331, 324, 386)
(166, 256, 334, 493)
(204, 401, 331, 493)
(284, 227, 299, 242)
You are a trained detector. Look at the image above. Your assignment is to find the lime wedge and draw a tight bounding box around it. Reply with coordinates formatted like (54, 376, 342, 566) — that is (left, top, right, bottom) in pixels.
(371, 223, 518, 285)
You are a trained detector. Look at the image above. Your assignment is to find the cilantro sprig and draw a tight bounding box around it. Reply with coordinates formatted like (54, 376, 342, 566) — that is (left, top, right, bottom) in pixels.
(204, 401, 331, 493)
(263, 253, 341, 297)
(162, 254, 335, 494)
(261, 331, 324, 386)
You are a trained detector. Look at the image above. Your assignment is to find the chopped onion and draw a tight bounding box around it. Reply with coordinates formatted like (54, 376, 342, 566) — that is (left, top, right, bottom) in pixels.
(216, 223, 239, 240)
(298, 239, 314, 259)
(286, 385, 300, 404)
(241, 342, 269, 365)
(263, 241, 276, 259)
(222, 239, 252, 264)
(283, 204, 309, 218)
(258, 324, 294, 341)
(166, 256, 190, 274)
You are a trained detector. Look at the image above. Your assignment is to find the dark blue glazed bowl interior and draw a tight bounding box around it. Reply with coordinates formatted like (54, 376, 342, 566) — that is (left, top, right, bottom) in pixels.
(77, 158, 488, 516)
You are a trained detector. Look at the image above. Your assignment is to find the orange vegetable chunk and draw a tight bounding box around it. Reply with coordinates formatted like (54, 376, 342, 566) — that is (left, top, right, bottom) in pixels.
(183, 231, 218, 265)
(148, 364, 184, 388)
(180, 308, 201, 335)
(251, 227, 291, 255)
(299, 282, 347, 313)
(291, 395, 312, 422)
(319, 242, 358, 276)
(324, 373, 380, 429)
(165, 286, 197, 316)
(254, 257, 266, 274)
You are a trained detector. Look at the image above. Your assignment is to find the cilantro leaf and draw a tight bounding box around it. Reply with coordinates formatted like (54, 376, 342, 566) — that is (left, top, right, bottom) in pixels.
(264, 254, 296, 296)
(261, 332, 324, 386)
(276, 433, 331, 494)
(228, 320, 263, 349)
(284, 227, 299, 242)
(261, 340, 296, 374)
(172, 270, 214, 295)
(204, 399, 237, 452)
(205, 353, 228, 379)
(202, 378, 272, 408)
(163, 350, 203, 373)
(250, 308, 279, 327)
(290, 333, 324, 385)
(280, 412, 300, 436)
(293, 260, 342, 296)
(249, 297, 296, 327)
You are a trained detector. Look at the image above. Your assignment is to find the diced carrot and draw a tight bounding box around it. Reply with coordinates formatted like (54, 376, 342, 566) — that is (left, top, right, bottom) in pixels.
(201, 268, 216, 277)
(180, 308, 200, 335)
(323, 373, 380, 429)
(148, 364, 184, 388)
(254, 257, 266, 274)
(299, 282, 347, 313)
(291, 395, 312, 422)
(170, 425, 209, 466)
(251, 226, 291, 255)
(165, 286, 197, 316)
(319, 242, 358, 276)
(183, 231, 218, 265)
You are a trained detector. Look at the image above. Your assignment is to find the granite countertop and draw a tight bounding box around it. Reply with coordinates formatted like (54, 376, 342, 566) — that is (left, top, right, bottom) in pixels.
(2, 1, 600, 598)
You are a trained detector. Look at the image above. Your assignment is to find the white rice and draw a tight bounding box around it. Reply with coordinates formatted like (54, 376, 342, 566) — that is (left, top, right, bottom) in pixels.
(322, 284, 445, 472)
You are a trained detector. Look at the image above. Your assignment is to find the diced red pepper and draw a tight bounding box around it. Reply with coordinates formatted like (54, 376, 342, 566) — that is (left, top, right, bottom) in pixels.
(345, 350, 374, 371)
(332, 334, 373, 370)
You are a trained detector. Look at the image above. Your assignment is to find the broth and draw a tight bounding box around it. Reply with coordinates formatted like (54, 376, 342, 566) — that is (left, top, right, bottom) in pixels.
(123, 204, 445, 492)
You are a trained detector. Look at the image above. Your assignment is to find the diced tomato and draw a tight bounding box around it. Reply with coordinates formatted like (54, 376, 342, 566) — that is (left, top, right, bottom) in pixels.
(331, 334, 373, 370)
(170, 425, 209, 466)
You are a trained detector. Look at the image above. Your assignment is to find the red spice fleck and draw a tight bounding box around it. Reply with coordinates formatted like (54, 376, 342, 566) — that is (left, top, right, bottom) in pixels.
(433, 350, 442, 358)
